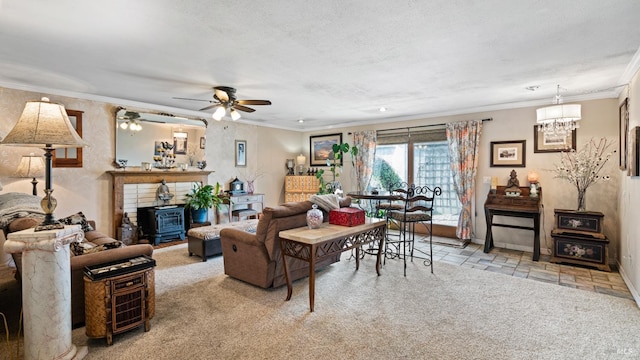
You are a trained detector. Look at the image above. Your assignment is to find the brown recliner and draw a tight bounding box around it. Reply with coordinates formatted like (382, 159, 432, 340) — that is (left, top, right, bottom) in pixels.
(220, 198, 351, 288)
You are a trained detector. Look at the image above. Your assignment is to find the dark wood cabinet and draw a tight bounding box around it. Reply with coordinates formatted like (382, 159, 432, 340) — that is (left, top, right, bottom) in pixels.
(550, 209, 610, 271)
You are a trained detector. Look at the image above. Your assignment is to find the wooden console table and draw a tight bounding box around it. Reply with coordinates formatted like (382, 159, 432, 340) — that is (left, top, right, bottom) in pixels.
(484, 186, 542, 261)
(279, 218, 386, 312)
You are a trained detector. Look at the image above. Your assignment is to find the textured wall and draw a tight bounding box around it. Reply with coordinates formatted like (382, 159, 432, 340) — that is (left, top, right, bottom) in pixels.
(0, 87, 302, 236)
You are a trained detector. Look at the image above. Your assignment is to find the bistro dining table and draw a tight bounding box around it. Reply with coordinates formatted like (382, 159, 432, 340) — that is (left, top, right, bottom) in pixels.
(347, 191, 403, 218)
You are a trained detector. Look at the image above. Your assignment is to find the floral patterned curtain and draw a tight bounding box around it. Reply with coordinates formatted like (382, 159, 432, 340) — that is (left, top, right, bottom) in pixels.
(352, 131, 377, 193)
(446, 120, 483, 240)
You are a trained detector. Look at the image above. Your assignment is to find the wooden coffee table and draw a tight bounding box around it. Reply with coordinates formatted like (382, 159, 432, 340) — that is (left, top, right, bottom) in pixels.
(279, 218, 386, 311)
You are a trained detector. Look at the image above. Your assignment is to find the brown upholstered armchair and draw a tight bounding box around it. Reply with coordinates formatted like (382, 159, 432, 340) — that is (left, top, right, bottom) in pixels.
(220, 198, 351, 288)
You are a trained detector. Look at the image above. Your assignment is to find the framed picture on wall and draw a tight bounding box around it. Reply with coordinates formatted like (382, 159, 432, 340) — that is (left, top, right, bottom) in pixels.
(533, 126, 576, 153)
(309, 133, 342, 166)
(620, 98, 629, 170)
(490, 140, 526, 167)
(173, 132, 188, 155)
(235, 140, 247, 167)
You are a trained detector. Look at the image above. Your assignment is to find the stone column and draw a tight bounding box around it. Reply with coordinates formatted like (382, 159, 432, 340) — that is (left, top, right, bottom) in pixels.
(4, 225, 88, 360)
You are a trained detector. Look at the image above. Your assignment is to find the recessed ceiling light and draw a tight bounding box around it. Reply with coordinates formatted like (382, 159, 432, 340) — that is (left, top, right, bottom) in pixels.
(379, 107, 387, 112)
(298, 119, 304, 123)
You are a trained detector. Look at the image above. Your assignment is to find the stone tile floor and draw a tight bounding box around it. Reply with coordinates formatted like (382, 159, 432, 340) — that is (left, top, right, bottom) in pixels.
(403, 236, 635, 301)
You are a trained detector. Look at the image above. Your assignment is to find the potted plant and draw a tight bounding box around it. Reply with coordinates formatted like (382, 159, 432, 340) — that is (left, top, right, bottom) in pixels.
(315, 143, 358, 194)
(184, 182, 224, 223)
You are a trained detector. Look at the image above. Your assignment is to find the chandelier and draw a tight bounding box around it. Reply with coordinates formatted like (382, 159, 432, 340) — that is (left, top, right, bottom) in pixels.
(536, 85, 581, 137)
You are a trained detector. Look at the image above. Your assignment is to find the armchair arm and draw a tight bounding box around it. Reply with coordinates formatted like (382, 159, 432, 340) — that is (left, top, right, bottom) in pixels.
(70, 244, 153, 271)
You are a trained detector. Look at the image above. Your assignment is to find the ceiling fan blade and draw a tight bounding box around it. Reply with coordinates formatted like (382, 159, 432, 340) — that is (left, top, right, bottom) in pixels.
(172, 96, 210, 102)
(214, 88, 229, 102)
(233, 104, 256, 113)
(199, 104, 220, 111)
(236, 100, 272, 106)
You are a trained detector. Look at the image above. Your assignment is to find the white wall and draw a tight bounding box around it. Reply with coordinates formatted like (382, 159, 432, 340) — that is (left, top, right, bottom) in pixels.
(306, 99, 620, 261)
(618, 69, 640, 303)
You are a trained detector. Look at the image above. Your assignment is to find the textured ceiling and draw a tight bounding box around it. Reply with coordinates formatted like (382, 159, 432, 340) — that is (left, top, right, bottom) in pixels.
(0, 1, 639, 131)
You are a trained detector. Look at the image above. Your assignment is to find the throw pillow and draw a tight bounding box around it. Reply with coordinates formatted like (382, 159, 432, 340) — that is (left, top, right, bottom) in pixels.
(309, 194, 340, 212)
(60, 211, 94, 233)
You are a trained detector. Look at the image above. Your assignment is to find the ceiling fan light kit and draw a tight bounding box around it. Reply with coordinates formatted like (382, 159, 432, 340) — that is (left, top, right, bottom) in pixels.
(175, 86, 271, 121)
(536, 85, 581, 137)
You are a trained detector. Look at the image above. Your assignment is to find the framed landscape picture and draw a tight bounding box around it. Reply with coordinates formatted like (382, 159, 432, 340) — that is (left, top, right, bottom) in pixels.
(533, 126, 576, 153)
(490, 140, 526, 167)
(310, 133, 342, 166)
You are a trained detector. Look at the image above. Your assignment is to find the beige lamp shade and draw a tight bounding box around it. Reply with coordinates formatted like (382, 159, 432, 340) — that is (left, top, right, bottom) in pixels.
(1, 97, 87, 148)
(16, 153, 45, 178)
(296, 154, 306, 165)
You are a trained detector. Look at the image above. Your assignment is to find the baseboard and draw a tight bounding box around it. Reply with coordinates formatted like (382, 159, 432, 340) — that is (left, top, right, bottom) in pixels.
(617, 261, 640, 308)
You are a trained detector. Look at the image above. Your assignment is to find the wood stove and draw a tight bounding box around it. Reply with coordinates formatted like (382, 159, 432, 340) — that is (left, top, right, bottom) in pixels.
(138, 205, 185, 245)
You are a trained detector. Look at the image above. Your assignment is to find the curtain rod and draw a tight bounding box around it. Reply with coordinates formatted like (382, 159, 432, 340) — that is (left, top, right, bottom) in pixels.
(348, 118, 492, 135)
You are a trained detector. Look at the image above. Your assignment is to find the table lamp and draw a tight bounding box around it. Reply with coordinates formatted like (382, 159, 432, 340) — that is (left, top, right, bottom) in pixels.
(296, 154, 306, 175)
(1, 97, 88, 231)
(16, 153, 45, 196)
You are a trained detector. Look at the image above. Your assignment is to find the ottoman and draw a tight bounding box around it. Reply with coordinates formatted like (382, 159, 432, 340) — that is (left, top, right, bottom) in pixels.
(187, 220, 259, 261)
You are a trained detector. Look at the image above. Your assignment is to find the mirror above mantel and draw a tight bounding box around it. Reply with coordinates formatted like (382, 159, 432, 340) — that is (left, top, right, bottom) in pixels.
(115, 108, 207, 169)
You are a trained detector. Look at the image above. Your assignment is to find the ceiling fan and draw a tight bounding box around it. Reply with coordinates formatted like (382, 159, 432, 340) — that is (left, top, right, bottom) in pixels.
(174, 86, 271, 121)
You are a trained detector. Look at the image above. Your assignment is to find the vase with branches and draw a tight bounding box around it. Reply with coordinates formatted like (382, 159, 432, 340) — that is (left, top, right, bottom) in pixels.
(239, 168, 265, 194)
(553, 138, 614, 211)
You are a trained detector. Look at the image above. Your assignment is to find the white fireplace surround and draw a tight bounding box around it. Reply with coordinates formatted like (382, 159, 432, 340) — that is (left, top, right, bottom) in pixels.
(123, 181, 195, 228)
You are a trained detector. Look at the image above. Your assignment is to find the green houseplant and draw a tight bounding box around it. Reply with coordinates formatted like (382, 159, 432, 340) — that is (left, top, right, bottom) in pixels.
(315, 143, 358, 194)
(184, 182, 224, 223)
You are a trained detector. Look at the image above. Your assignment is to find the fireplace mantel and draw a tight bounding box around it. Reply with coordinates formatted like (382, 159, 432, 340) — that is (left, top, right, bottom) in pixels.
(108, 170, 213, 236)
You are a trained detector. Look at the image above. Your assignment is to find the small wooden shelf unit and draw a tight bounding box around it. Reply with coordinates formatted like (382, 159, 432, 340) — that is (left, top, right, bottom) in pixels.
(285, 175, 319, 202)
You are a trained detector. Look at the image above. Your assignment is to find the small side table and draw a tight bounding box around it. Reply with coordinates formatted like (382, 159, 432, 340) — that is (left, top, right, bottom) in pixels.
(84, 257, 155, 345)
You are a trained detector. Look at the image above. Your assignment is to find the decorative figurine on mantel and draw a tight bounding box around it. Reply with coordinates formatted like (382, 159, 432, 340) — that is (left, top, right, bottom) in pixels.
(504, 169, 521, 197)
(156, 179, 174, 205)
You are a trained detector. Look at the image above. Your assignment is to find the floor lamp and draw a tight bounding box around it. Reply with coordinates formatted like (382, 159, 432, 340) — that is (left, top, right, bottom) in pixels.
(16, 153, 45, 196)
(1, 97, 89, 360)
(1, 97, 87, 231)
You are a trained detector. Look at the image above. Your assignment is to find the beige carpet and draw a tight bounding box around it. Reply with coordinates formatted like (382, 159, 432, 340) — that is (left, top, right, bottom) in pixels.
(4, 243, 640, 359)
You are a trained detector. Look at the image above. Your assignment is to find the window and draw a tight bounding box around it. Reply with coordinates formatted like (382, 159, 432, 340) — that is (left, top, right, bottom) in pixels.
(370, 128, 461, 226)
(53, 109, 83, 168)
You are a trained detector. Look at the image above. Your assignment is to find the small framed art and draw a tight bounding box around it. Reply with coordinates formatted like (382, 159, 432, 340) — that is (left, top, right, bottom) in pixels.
(235, 140, 247, 167)
(309, 133, 342, 166)
(490, 140, 526, 167)
(533, 127, 576, 153)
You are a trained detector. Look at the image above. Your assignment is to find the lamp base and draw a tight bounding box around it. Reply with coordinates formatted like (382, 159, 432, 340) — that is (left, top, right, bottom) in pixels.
(35, 213, 64, 232)
(34, 188, 63, 232)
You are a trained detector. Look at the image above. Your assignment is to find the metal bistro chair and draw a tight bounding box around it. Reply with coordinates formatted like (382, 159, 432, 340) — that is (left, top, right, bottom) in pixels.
(386, 183, 441, 275)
